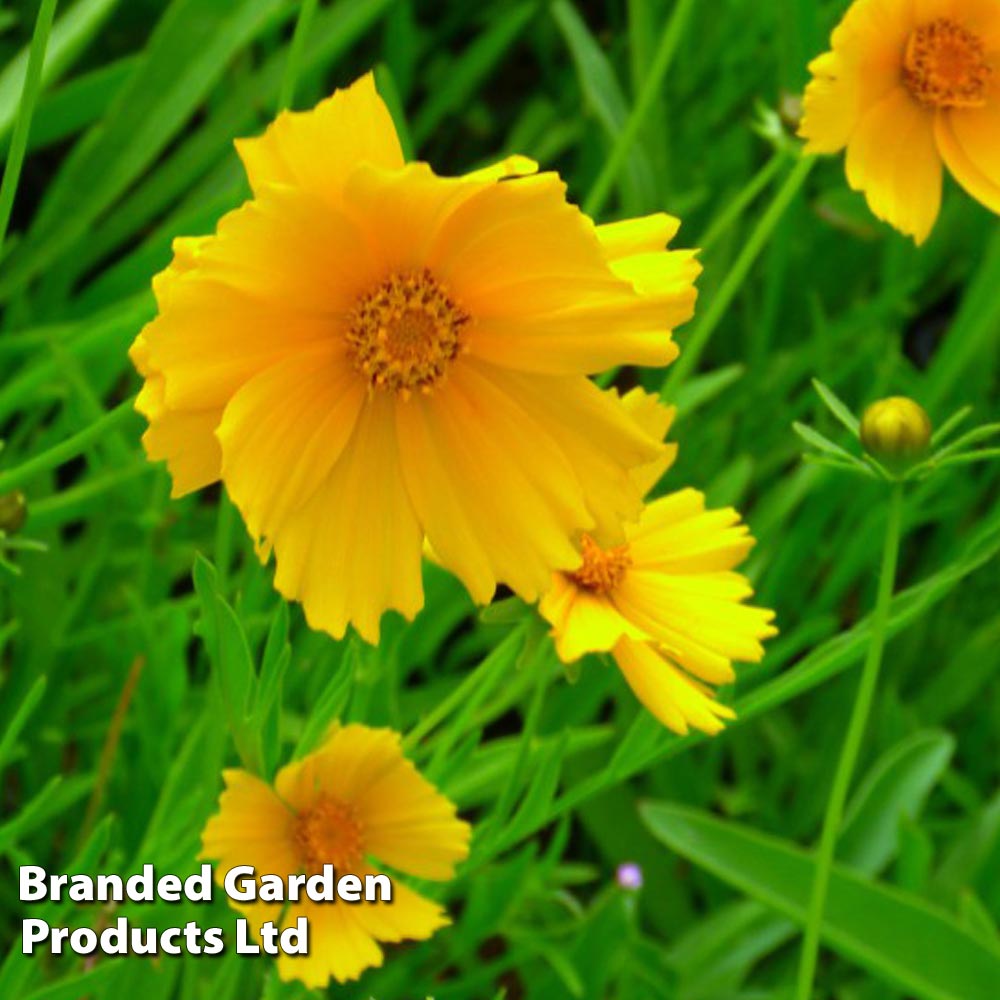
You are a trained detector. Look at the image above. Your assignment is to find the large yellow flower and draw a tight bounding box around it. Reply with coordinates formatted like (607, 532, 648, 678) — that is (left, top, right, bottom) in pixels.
(130, 73, 700, 642)
(201, 724, 470, 987)
(539, 392, 776, 736)
(800, 0, 1000, 242)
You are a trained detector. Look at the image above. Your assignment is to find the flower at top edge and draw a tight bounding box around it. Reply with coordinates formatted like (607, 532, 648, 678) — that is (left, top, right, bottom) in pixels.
(800, 0, 1000, 243)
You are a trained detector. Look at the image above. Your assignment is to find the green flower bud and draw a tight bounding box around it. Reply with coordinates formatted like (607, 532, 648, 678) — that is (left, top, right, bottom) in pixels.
(860, 397, 932, 469)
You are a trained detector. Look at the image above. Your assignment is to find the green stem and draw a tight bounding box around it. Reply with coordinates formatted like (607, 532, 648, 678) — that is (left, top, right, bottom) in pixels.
(698, 150, 784, 251)
(663, 154, 814, 398)
(795, 483, 905, 1000)
(277, 0, 319, 112)
(0, 397, 135, 493)
(0, 0, 58, 259)
(583, 0, 695, 218)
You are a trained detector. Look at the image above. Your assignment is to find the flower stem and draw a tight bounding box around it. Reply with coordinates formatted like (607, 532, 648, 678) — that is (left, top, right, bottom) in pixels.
(663, 154, 814, 398)
(583, 0, 696, 218)
(0, 397, 135, 494)
(795, 482, 905, 1000)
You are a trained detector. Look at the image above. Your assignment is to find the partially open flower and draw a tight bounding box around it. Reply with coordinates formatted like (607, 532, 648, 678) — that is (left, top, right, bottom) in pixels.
(539, 390, 777, 736)
(860, 396, 933, 468)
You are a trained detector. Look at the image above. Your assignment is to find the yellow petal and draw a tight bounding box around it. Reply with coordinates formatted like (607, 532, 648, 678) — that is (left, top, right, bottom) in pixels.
(596, 213, 681, 259)
(270, 394, 424, 643)
(613, 637, 736, 736)
(276, 898, 385, 986)
(619, 387, 676, 497)
(200, 769, 301, 878)
(140, 274, 332, 412)
(342, 161, 490, 275)
(845, 86, 942, 242)
(217, 345, 366, 547)
(462, 154, 539, 183)
(428, 174, 694, 374)
(539, 573, 648, 662)
(235, 72, 404, 200)
(938, 100, 1000, 214)
(800, 0, 920, 153)
(194, 185, 374, 314)
(473, 369, 665, 544)
(395, 360, 592, 604)
(628, 490, 755, 573)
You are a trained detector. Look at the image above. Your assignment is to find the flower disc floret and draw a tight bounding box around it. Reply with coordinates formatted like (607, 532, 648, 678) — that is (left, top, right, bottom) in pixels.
(345, 269, 469, 396)
(904, 19, 991, 108)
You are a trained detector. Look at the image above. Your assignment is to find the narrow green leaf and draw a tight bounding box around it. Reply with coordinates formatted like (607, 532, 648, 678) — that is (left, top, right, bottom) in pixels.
(812, 378, 860, 437)
(839, 730, 954, 875)
(642, 803, 1000, 1000)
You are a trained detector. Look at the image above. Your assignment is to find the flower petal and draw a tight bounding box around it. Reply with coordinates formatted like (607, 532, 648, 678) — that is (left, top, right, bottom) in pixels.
(217, 345, 365, 547)
(270, 394, 423, 643)
(200, 769, 301, 878)
(613, 637, 737, 736)
(471, 369, 667, 544)
(395, 360, 594, 604)
(140, 274, 332, 412)
(236, 72, 404, 199)
(429, 175, 694, 374)
(194, 185, 374, 314)
(938, 100, 1000, 214)
(539, 573, 648, 661)
(845, 86, 942, 242)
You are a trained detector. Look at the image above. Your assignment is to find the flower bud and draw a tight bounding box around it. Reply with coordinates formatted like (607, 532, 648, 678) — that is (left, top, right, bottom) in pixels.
(860, 397, 932, 469)
(0, 490, 26, 534)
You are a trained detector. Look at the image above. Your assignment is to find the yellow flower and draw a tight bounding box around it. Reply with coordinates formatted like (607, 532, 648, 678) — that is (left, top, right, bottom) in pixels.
(201, 724, 470, 987)
(800, 0, 1000, 243)
(130, 72, 700, 642)
(539, 391, 777, 736)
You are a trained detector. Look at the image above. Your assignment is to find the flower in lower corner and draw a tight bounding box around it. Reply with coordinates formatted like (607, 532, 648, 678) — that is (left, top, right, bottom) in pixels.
(800, 0, 1000, 243)
(130, 71, 700, 643)
(539, 391, 777, 736)
(200, 724, 470, 987)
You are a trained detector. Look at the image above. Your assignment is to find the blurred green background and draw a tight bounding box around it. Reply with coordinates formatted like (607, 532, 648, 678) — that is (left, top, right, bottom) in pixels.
(1, 0, 998, 998)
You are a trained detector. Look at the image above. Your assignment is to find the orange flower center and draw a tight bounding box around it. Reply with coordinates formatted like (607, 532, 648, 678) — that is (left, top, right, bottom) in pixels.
(903, 18, 991, 108)
(569, 534, 632, 594)
(293, 796, 365, 874)
(345, 269, 470, 397)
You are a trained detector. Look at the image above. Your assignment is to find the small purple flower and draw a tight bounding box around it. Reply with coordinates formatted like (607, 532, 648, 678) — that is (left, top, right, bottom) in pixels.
(616, 861, 643, 891)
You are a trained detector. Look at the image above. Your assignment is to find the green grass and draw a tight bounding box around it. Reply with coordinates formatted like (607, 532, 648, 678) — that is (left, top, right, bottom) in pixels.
(1, 1, 999, 998)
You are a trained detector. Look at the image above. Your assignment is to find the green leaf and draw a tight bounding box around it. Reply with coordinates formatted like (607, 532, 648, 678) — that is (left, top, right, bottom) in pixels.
(0, 674, 46, 771)
(792, 421, 861, 464)
(192, 554, 258, 772)
(0, 0, 121, 141)
(1, 0, 290, 298)
(641, 803, 1000, 1000)
(812, 378, 860, 437)
(839, 730, 955, 875)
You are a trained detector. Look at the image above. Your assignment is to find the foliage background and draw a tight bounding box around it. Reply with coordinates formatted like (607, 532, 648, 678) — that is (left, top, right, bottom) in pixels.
(1, 0, 998, 998)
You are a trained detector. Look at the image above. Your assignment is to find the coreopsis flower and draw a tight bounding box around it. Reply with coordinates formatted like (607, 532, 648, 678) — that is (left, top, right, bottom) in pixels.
(130, 73, 700, 642)
(201, 724, 470, 986)
(800, 0, 1000, 243)
(539, 391, 776, 736)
